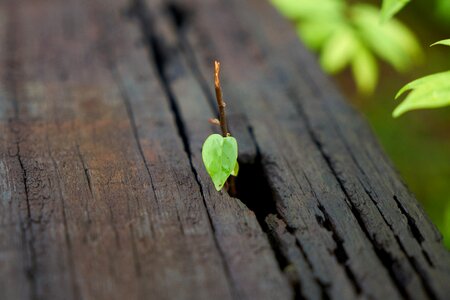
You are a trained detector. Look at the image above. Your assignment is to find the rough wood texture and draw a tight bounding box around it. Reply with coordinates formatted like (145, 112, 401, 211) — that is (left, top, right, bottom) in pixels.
(0, 0, 448, 299)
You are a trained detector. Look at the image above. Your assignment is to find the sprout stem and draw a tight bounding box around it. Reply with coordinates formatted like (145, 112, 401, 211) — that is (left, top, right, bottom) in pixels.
(214, 61, 229, 137)
(214, 60, 236, 196)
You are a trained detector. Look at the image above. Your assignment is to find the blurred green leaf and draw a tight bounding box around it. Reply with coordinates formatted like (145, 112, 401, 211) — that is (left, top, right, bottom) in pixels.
(352, 4, 422, 72)
(351, 45, 378, 94)
(431, 39, 450, 47)
(270, 0, 345, 21)
(320, 26, 358, 73)
(393, 71, 450, 117)
(272, 0, 420, 96)
(435, 0, 450, 25)
(296, 20, 340, 50)
(202, 134, 238, 191)
(381, 0, 410, 22)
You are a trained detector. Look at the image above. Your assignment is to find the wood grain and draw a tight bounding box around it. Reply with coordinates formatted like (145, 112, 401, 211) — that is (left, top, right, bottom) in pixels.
(0, 0, 448, 299)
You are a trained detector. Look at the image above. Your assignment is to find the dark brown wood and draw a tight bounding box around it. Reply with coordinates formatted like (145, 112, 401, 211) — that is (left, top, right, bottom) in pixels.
(0, 0, 448, 299)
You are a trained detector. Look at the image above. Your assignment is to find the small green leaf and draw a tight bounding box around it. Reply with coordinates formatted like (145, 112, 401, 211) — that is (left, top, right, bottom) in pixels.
(431, 39, 450, 47)
(202, 134, 238, 191)
(381, 0, 410, 23)
(393, 71, 450, 117)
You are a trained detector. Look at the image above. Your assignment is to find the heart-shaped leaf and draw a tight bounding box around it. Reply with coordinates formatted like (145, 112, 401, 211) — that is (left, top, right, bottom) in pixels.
(202, 134, 238, 191)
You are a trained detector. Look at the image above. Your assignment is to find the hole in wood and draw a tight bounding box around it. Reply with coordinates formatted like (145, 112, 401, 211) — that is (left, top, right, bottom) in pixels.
(232, 157, 278, 228)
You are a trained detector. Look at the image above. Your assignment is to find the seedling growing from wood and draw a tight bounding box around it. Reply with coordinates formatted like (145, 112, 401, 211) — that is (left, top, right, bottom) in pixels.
(202, 61, 239, 193)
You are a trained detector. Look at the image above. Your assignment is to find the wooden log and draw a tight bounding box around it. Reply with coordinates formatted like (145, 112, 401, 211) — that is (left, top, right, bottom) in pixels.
(0, 0, 448, 299)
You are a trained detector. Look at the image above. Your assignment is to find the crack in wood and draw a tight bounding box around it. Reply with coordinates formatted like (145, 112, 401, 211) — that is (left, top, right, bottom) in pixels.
(393, 196, 425, 245)
(286, 225, 332, 300)
(266, 214, 333, 300)
(5, 2, 38, 296)
(232, 141, 304, 297)
(165, 3, 219, 116)
(233, 140, 277, 227)
(15, 143, 38, 300)
(75, 144, 93, 196)
(315, 204, 362, 295)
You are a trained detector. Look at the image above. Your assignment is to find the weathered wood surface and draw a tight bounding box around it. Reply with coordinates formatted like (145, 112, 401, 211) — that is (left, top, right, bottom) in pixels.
(0, 0, 449, 299)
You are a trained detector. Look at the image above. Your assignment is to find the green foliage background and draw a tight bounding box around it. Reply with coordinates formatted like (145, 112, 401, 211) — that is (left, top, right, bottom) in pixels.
(271, 0, 450, 247)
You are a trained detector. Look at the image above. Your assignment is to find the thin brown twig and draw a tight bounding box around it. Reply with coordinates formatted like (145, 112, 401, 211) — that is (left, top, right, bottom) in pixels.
(214, 61, 228, 137)
(214, 60, 236, 196)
